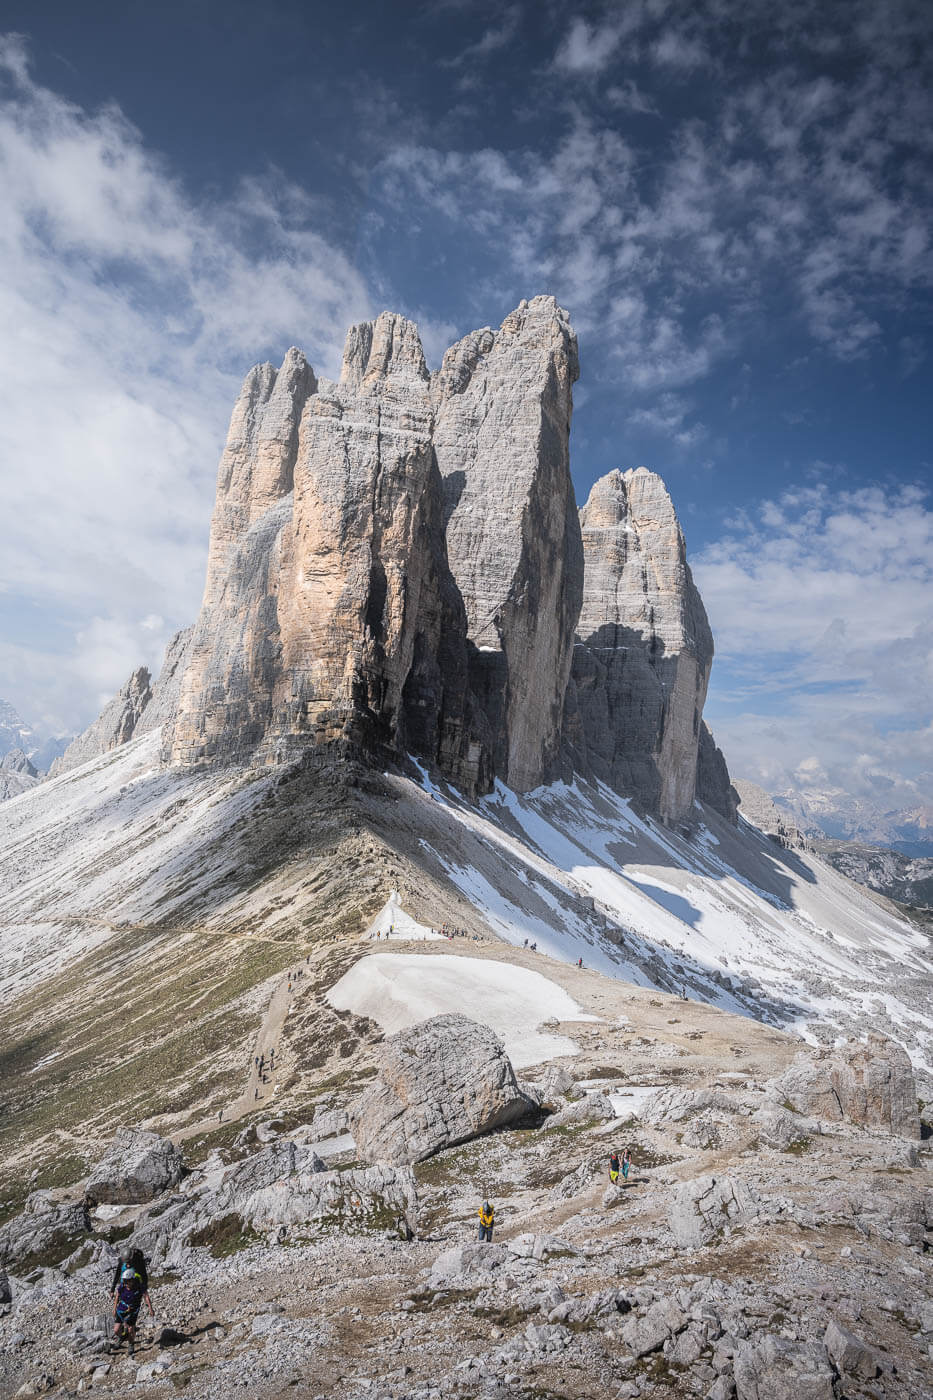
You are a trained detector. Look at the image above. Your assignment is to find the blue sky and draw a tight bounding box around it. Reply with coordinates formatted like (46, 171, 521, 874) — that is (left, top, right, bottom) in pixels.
(0, 1, 930, 817)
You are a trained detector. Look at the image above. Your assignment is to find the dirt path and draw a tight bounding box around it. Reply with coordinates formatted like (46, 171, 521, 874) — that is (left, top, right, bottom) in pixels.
(172, 956, 312, 1143)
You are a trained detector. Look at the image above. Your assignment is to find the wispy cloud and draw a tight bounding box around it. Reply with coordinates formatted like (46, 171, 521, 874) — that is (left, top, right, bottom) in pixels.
(0, 35, 371, 734)
(695, 481, 933, 806)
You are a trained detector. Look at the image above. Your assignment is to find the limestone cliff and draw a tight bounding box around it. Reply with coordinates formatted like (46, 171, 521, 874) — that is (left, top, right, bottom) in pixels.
(432, 297, 583, 791)
(167, 300, 584, 793)
(564, 468, 715, 826)
(63, 301, 735, 825)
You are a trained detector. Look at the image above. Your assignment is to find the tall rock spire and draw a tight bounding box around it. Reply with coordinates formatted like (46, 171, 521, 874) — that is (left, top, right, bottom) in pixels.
(564, 467, 714, 825)
(432, 296, 583, 792)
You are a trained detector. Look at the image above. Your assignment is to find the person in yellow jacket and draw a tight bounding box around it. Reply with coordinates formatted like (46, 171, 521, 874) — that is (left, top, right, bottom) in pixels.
(478, 1200, 495, 1242)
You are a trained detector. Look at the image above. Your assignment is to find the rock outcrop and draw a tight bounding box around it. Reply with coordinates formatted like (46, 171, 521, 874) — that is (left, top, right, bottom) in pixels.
(669, 1173, 761, 1248)
(0, 748, 39, 802)
(167, 298, 587, 795)
(350, 1014, 531, 1164)
(769, 1035, 921, 1139)
(563, 468, 715, 826)
(47, 626, 193, 778)
(49, 667, 152, 777)
(85, 1128, 184, 1204)
(735, 778, 806, 848)
(432, 298, 583, 790)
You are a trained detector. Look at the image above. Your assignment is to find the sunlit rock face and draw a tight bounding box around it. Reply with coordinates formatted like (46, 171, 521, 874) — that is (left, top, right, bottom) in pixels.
(564, 467, 714, 825)
(167, 301, 583, 793)
(159, 303, 725, 822)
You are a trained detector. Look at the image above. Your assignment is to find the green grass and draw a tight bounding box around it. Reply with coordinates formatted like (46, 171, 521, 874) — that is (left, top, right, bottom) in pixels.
(188, 1212, 261, 1258)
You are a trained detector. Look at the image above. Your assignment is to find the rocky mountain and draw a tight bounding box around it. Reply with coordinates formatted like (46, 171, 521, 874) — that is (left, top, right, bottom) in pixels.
(0, 749, 39, 803)
(59, 298, 724, 828)
(2, 298, 932, 1397)
(812, 839, 933, 914)
(773, 784, 933, 860)
(0, 701, 69, 780)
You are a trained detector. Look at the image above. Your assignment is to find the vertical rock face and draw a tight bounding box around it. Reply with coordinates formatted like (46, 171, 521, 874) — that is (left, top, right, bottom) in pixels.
(696, 722, 740, 823)
(432, 297, 583, 792)
(167, 300, 583, 793)
(168, 316, 493, 789)
(69, 298, 731, 822)
(170, 349, 317, 764)
(267, 312, 483, 787)
(565, 468, 714, 825)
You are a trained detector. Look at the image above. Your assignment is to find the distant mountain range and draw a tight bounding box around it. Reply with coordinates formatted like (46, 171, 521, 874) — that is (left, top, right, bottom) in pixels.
(0, 698, 71, 776)
(771, 784, 933, 860)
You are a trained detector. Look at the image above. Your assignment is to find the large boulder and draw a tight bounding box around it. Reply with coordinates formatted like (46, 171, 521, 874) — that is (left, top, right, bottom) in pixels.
(85, 1128, 184, 1204)
(733, 1334, 835, 1400)
(350, 1013, 531, 1165)
(0, 1192, 88, 1269)
(770, 1034, 920, 1139)
(669, 1174, 761, 1249)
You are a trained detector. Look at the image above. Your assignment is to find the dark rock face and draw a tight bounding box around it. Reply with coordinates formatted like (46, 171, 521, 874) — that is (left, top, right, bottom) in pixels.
(696, 722, 740, 823)
(565, 468, 716, 826)
(433, 298, 583, 791)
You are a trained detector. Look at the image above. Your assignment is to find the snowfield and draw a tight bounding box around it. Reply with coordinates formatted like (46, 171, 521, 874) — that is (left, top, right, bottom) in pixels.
(1, 726, 931, 1072)
(326, 952, 596, 1067)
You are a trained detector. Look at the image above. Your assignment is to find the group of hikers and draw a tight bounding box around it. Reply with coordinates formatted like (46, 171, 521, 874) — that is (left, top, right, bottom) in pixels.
(105, 1144, 636, 1356)
(477, 1148, 634, 1243)
(368, 921, 482, 941)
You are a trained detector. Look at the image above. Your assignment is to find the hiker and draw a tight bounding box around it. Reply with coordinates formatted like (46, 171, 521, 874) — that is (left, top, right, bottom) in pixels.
(523, 938, 528, 948)
(622, 1147, 632, 1181)
(577, 957, 583, 968)
(110, 1248, 154, 1357)
(478, 1200, 495, 1242)
(609, 1150, 620, 1185)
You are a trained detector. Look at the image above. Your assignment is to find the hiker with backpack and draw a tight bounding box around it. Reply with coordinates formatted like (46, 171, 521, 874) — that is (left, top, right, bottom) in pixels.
(110, 1248, 154, 1356)
(609, 1150, 620, 1185)
(478, 1200, 495, 1242)
(622, 1147, 632, 1181)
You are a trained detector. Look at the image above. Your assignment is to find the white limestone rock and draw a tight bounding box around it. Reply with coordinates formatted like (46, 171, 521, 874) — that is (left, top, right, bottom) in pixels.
(669, 1174, 761, 1248)
(350, 1013, 531, 1165)
(85, 1128, 184, 1205)
(733, 1334, 835, 1400)
(768, 1035, 921, 1139)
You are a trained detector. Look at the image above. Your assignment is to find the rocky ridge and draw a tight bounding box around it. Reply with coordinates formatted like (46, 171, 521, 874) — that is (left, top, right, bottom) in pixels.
(62, 297, 730, 825)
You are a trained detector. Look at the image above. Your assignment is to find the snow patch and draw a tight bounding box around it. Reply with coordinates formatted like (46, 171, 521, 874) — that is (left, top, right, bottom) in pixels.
(326, 952, 598, 1068)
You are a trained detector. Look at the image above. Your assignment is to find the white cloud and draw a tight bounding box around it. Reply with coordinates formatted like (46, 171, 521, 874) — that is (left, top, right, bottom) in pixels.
(0, 36, 371, 735)
(553, 17, 630, 74)
(696, 482, 933, 807)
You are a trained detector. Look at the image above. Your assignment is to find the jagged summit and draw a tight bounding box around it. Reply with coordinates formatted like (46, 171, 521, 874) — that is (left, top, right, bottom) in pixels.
(47, 298, 730, 825)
